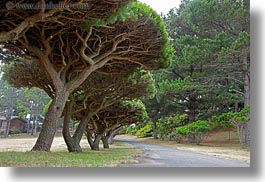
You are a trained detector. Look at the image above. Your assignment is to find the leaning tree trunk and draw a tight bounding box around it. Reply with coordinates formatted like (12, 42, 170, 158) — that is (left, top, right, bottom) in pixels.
(62, 100, 82, 153)
(85, 130, 94, 150)
(107, 127, 120, 145)
(107, 134, 115, 145)
(31, 90, 68, 152)
(101, 136, 109, 149)
(92, 134, 103, 151)
(67, 110, 93, 150)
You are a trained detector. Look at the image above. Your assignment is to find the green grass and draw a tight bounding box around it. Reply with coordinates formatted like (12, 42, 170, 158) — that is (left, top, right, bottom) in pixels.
(0, 142, 140, 167)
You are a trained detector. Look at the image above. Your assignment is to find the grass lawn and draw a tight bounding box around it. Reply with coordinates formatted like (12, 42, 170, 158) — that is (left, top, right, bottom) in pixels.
(0, 141, 140, 167)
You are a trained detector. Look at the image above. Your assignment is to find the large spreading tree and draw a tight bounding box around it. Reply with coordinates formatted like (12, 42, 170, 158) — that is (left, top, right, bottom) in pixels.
(1, 1, 173, 151)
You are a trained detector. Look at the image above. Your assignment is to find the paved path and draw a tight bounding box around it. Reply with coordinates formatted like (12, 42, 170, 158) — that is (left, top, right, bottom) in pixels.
(116, 138, 250, 167)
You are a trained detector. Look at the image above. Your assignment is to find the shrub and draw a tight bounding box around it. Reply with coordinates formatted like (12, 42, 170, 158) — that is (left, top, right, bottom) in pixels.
(9, 128, 22, 135)
(126, 125, 138, 135)
(0, 131, 4, 136)
(156, 114, 187, 141)
(21, 129, 28, 134)
(136, 122, 153, 138)
(126, 123, 144, 135)
(211, 113, 235, 129)
(176, 120, 211, 145)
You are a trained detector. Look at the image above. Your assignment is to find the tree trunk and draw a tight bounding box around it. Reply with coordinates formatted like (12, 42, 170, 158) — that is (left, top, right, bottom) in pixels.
(187, 94, 196, 143)
(188, 95, 196, 124)
(31, 90, 68, 152)
(85, 131, 94, 150)
(62, 100, 82, 153)
(31, 117, 36, 136)
(4, 89, 14, 138)
(92, 134, 102, 151)
(242, 0, 250, 147)
(107, 128, 119, 145)
(243, 53, 250, 147)
(235, 102, 239, 112)
(27, 120, 30, 134)
(71, 111, 92, 148)
(101, 136, 109, 149)
(152, 120, 158, 140)
(4, 120, 11, 138)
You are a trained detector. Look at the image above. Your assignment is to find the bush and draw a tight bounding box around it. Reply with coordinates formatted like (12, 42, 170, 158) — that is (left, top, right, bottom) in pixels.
(0, 131, 4, 136)
(21, 129, 28, 134)
(211, 113, 235, 129)
(126, 124, 144, 135)
(136, 122, 153, 138)
(176, 120, 211, 145)
(9, 128, 22, 135)
(156, 114, 187, 141)
(126, 125, 137, 134)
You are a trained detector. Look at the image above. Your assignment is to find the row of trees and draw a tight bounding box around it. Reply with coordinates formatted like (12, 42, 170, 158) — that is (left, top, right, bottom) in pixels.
(0, 0, 173, 151)
(141, 0, 250, 147)
(0, 0, 250, 150)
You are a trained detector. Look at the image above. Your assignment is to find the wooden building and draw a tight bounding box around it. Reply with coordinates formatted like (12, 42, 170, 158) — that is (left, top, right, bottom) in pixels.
(0, 117, 27, 131)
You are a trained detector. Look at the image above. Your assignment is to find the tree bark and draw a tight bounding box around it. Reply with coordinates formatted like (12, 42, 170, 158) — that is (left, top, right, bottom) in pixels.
(71, 111, 92, 148)
(27, 120, 30, 134)
(101, 136, 109, 149)
(92, 134, 102, 150)
(62, 99, 82, 153)
(152, 120, 158, 140)
(187, 94, 196, 143)
(31, 116, 37, 136)
(188, 94, 196, 124)
(31, 90, 68, 152)
(85, 131, 94, 150)
(243, 53, 250, 147)
(4, 88, 14, 138)
(4, 120, 11, 138)
(107, 128, 120, 145)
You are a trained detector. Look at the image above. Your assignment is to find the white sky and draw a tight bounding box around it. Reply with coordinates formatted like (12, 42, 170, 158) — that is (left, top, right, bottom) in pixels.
(138, 0, 181, 14)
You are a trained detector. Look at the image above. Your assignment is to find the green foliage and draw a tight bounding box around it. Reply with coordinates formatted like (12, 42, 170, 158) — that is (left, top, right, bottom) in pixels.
(234, 106, 250, 122)
(159, 76, 203, 96)
(211, 112, 235, 129)
(135, 122, 153, 138)
(125, 123, 145, 135)
(176, 120, 211, 144)
(43, 100, 52, 115)
(0, 131, 4, 136)
(211, 106, 250, 129)
(122, 99, 148, 122)
(157, 114, 188, 141)
(125, 125, 138, 135)
(9, 128, 22, 135)
(219, 32, 250, 61)
(128, 69, 156, 99)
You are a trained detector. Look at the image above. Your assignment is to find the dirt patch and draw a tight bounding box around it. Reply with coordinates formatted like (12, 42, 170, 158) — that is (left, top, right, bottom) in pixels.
(118, 134, 250, 164)
(0, 136, 89, 152)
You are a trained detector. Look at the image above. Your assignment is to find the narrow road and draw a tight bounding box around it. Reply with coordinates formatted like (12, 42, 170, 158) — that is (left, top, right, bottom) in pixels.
(116, 138, 250, 167)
